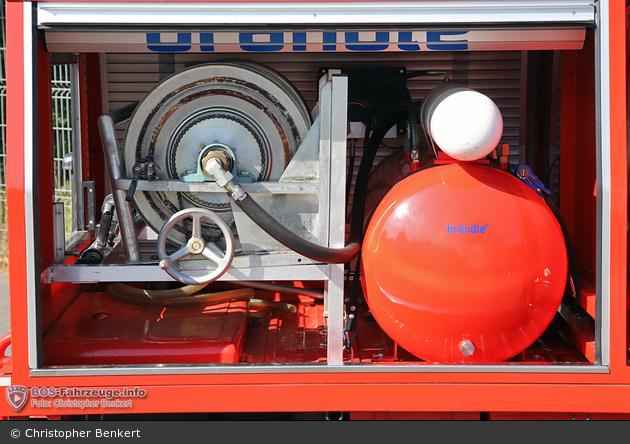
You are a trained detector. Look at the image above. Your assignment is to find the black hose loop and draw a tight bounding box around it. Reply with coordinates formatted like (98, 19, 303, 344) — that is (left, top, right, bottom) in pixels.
(234, 196, 360, 264)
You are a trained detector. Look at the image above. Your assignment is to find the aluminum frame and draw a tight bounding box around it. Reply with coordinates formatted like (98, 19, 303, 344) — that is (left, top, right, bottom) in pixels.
(37, 1, 595, 27)
(41, 75, 350, 366)
(30, 363, 608, 378)
(69, 62, 83, 232)
(594, 0, 611, 367)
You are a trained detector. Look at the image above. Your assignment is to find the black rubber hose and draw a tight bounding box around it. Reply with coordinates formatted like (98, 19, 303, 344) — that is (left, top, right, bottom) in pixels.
(348, 108, 409, 235)
(543, 193, 581, 304)
(233, 108, 407, 264)
(403, 70, 429, 80)
(235, 197, 360, 263)
(356, 78, 418, 156)
(343, 110, 408, 329)
(229, 78, 414, 264)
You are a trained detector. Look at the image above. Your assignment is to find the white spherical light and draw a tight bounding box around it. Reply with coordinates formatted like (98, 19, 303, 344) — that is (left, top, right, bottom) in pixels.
(421, 85, 503, 161)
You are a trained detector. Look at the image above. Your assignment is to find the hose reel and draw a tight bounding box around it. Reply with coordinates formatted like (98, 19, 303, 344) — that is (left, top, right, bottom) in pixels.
(122, 61, 312, 248)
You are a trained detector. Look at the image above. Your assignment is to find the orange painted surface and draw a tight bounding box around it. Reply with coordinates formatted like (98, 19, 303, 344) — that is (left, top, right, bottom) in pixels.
(362, 164, 567, 362)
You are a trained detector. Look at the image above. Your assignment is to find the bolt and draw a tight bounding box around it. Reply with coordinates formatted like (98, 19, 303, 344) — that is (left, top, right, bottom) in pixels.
(460, 340, 475, 356)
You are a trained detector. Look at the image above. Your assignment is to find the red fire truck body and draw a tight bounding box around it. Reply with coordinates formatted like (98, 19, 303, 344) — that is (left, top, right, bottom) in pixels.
(1, 0, 629, 419)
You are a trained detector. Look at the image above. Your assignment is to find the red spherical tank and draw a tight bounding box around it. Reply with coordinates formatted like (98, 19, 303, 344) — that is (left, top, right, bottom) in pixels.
(361, 164, 568, 363)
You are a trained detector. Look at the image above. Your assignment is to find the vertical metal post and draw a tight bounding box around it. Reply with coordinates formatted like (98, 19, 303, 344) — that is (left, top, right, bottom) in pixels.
(70, 62, 83, 231)
(321, 75, 348, 364)
(318, 79, 332, 321)
(594, 0, 611, 367)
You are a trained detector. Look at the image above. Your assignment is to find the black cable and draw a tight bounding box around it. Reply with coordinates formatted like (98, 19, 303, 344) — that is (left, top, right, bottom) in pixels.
(350, 108, 409, 234)
(402, 70, 429, 80)
(345, 252, 362, 332)
(543, 193, 582, 304)
(355, 78, 418, 156)
(379, 141, 404, 150)
(545, 155, 560, 189)
(346, 141, 356, 216)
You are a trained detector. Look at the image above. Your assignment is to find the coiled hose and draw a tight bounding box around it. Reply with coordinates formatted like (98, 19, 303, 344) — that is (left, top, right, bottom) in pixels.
(105, 283, 297, 313)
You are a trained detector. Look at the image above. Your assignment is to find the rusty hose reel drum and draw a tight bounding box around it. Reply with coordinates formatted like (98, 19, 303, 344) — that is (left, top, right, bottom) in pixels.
(123, 61, 311, 246)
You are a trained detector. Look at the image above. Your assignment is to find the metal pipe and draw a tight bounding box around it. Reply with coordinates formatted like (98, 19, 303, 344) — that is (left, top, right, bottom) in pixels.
(97, 103, 142, 262)
(133, 213, 147, 237)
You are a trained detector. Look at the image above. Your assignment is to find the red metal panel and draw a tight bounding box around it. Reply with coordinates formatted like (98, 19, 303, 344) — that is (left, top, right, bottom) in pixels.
(6, 0, 30, 385)
(5, 382, 630, 417)
(1, 0, 628, 419)
(559, 33, 597, 287)
(83, 53, 108, 220)
(608, 0, 629, 372)
(42, 293, 249, 365)
(36, 40, 55, 268)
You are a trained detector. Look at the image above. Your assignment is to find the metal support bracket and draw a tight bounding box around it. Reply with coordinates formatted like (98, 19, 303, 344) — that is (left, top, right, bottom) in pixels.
(82, 181, 96, 231)
(53, 202, 66, 263)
